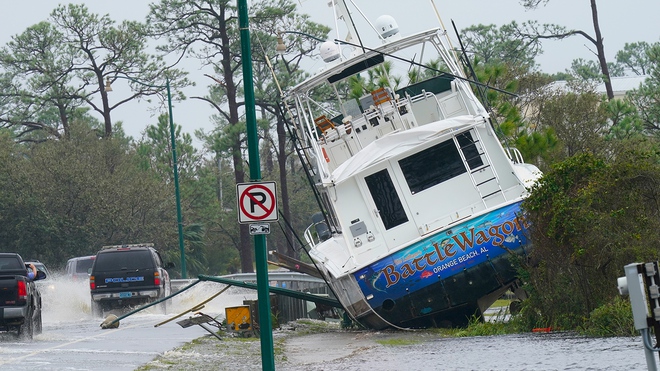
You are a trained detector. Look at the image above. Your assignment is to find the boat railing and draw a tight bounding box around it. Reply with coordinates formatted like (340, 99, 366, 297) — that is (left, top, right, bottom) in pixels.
(405, 84, 475, 122)
(303, 224, 317, 247)
(505, 147, 525, 164)
(407, 90, 438, 105)
(303, 215, 333, 247)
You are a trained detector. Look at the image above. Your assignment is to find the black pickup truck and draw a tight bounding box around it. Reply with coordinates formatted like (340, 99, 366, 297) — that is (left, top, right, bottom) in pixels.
(0, 253, 46, 339)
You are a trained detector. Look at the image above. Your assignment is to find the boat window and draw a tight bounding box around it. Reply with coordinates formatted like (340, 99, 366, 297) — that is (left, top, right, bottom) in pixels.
(399, 138, 466, 194)
(365, 169, 408, 230)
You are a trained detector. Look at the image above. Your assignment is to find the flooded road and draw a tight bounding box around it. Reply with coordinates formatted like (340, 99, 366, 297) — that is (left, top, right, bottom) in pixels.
(0, 314, 208, 370)
(0, 277, 256, 371)
(281, 330, 651, 371)
(3, 276, 654, 370)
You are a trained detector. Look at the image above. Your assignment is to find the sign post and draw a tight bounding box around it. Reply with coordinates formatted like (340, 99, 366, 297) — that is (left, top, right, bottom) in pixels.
(237, 1, 275, 369)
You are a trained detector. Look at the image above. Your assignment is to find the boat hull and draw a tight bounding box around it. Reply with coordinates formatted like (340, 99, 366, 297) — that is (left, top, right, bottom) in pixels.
(328, 201, 530, 329)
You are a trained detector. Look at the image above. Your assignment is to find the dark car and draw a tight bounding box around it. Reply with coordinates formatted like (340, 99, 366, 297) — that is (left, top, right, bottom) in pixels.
(89, 244, 173, 317)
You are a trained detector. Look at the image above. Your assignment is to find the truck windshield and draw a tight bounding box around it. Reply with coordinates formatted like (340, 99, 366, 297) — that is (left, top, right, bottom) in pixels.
(94, 250, 151, 271)
(0, 257, 22, 270)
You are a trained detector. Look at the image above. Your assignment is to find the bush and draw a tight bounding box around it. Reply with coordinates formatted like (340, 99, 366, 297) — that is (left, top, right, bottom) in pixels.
(521, 151, 660, 331)
(580, 296, 636, 337)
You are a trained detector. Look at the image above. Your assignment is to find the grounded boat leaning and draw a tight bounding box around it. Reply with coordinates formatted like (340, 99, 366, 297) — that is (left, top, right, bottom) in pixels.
(281, 0, 542, 329)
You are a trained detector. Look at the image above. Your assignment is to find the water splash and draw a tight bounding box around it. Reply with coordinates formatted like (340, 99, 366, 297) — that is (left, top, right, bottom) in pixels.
(38, 276, 258, 324)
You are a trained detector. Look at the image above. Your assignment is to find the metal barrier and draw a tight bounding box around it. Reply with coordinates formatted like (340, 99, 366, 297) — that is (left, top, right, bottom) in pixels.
(104, 272, 341, 329)
(197, 274, 340, 325)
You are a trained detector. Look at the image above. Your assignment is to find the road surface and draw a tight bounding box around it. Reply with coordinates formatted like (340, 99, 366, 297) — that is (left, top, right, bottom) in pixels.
(0, 277, 252, 371)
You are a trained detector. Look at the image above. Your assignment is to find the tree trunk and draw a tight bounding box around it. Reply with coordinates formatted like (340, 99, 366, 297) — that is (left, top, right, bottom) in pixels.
(99, 73, 113, 137)
(590, 0, 614, 100)
(214, 6, 253, 273)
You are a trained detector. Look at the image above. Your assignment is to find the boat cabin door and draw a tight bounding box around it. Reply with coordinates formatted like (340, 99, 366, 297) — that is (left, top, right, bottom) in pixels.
(361, 163, 419, 252)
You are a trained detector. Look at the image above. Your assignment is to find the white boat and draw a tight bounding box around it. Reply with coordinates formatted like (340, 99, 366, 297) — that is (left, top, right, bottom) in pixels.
(281, 1, 542, 329)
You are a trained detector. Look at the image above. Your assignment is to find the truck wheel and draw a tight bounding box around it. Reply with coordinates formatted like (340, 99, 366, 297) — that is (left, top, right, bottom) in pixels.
(35, 310, 43, 334)
(18, 318, 33, 340)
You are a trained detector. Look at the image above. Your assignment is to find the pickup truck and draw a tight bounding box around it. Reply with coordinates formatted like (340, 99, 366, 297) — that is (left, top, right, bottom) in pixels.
(0, 253, 46, 339)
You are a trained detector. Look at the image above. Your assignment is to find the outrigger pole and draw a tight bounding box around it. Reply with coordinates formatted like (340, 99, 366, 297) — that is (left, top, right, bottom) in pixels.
(331, 38, 517, 97)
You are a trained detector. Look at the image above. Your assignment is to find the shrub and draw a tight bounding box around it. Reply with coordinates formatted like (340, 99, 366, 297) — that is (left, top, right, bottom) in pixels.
(580, 296, 636, 337)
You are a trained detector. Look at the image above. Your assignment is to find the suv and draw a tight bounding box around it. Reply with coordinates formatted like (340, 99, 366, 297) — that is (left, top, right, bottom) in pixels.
(65, 255, 96, 282)
(89, 244, 173, 316)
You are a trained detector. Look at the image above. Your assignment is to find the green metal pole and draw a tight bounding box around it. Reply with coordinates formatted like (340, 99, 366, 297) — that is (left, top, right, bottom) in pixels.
(166, 78, 187, 279)
(237, 1, 275, 370)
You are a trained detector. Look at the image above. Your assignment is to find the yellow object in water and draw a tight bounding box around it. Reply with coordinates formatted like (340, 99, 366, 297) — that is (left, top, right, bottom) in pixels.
(225, 305, 252, 331)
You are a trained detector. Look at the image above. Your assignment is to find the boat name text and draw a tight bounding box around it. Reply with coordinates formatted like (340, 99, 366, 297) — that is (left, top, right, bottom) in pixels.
(381, 215, 528, 288)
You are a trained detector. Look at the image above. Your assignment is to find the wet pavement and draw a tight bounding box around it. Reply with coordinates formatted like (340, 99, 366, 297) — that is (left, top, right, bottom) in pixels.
(282, 330, 650, 371)
(144, 321, 654, 371)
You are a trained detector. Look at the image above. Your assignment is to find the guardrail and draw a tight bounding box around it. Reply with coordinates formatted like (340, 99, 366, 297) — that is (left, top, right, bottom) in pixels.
(104, 271, 341, 330)
(172, 271, 327, 292)
(171, 279, 196, 292)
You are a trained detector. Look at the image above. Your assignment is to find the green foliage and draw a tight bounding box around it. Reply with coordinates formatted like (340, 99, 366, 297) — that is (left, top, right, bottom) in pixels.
(627, 45, 660, 133)
(0, 4, 187, 139)
(465, 57, 558, 169)
(407, 57, 446, 84)
(460, 22, 540, 69)
(579, 296, 636, 337)
(346, 61, 400, 99)
(452, 316, 515, 337)
(0, 123, 175, 267)
(536, 89, 609, 159)
(521, 150, 660, 329)
(615, 41, 654, 76)
(568, 58, 624, 80)
(606, 99, 644, 140)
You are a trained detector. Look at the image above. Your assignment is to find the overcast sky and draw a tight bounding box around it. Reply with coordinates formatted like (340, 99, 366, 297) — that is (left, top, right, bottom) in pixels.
(1, 0, 658, 146)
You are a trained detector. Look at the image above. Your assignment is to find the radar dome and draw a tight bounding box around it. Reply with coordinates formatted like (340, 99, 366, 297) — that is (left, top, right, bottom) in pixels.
(319, 41, 340, 62)
(375, 15, 399, 39)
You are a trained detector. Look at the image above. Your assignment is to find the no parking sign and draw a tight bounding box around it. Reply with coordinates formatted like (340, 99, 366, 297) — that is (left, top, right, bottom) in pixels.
(236, 181, 278, 224)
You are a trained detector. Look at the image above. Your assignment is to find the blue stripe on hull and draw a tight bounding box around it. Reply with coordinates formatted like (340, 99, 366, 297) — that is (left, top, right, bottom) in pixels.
(353, 201, 530, 327)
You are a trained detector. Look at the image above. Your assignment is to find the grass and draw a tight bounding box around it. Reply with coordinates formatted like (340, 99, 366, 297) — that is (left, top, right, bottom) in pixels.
(491, 299, 511, 308)
(288, 318, 343, 335)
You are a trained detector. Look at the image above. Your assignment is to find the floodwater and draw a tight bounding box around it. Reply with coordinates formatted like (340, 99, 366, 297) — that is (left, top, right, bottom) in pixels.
(36, 274, 257, 323)
(0, 274, 258, 370)
(277, 300, 656, 370)
(281, 330, 652, 371)
(13, 275, 656, 370)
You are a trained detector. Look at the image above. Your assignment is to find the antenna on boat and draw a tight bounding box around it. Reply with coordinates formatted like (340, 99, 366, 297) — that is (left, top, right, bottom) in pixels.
(450, 20, 492, 111)
(332, 38, 517, 97)
(429, 0, 461, 64)
(330, 0, 366, 56)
